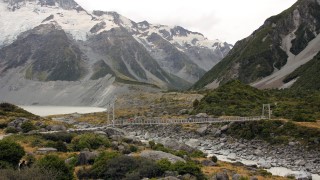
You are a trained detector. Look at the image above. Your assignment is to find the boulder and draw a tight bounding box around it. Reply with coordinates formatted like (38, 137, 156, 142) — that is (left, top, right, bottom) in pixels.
(7, 118, 29, 129)
(227, 153, 237, 161)
(78, 149, 98, 165)
(94, 131, 107, 136)
(257, 159, 271, 169)
(196, 125, 208, 135)
(178, 109, 188, 115)
(195, 113, 208, 118)
(181, 173, 197, 180)
(49, 125, 67, 131)
(185, 139, 201, 147)
(295, 159, 306, 166)
(201, 159, 217, 166)
(211, 172, 229, 180)
(163, 139, 196, 153)
(104, 127, 126, 137)
(214, 130, 222, 137)
(144, 132, 151, 139)
(232, 174, 241, 180)
(253, 149, 263, 156)
(36, 148, 57, 154)
(288, 171, 312, 180)
(140, 150, 186, 163)
(220, 125, 228, 131)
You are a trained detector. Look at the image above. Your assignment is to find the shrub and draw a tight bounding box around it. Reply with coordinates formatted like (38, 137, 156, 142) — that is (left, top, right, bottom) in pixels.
(190, 150, 206, 158)
(148, 141, 155, 148)
(42, 132, 75, 143)
(129, 145, 138, 152)
(86, 155, 162, 180)
(21, 121, 36, 133)
(211, 155, 218, 163)
(0, 140, 25, 168)
(171, 161, 205, 179)
(46, 141, 68, 152)
(0, 167, 60, 180)
(5, 127, 19, 134)
(71, 133, 110, 151)
(156, 159, 172, 172)
(36, 155, 73, 180)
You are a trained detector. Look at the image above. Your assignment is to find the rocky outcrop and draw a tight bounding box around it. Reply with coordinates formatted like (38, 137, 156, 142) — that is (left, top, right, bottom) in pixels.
(140, 150, 186, 163)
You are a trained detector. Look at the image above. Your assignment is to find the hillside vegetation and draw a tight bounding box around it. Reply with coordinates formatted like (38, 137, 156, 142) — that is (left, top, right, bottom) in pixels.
(194, 80, 320, 122)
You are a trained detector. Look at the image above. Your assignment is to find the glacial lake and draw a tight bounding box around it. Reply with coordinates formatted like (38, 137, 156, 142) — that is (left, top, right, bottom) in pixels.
(19, 106, 106, 116)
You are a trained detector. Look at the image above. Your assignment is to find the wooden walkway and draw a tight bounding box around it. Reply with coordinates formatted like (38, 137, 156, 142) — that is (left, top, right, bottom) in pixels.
(108, 116, 266, 126)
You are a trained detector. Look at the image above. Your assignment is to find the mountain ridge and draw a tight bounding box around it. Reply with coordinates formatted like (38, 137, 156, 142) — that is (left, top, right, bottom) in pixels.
(0, 0, 232, 106)
(193, 0, 320, 90)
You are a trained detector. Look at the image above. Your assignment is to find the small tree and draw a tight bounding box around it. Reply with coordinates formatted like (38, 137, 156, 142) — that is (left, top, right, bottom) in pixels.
(37, 155, 73, 180)
(0, 140, 25, 168)
(21, 121, 36, 133)
(193, 99, 200, 108)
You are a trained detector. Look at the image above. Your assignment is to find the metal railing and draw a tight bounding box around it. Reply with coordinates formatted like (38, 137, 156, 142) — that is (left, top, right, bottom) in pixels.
(108, 116, 265, 126)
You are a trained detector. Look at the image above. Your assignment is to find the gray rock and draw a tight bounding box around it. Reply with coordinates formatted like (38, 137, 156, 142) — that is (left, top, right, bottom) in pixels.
(258, 159, 271, 169)
(140, 150, 186, 163)
(78, 150, 98, 165)
(211, 172, 229, 180)
(178, 109, 188, 115)
(294, 171, 312, 180)
(94, 131, 107, 135)
(295, 159, 306, 166)
(163, 139, 196, 153)
(185, 139, 201, 147)
(227, 153, 237, 161)
(104, 127, 126, 137)
(181, 173, 197, 180)
(197, 125, 208, 135)
(50, 125, 67, 131)
(202, 159, 217, 166)
(220, 125, 228, 131)
(195, 113, 208, 118)
(36, 147, 57, 154)
(145, 132, 151, 139)
(289, 141, 296, 146)
(214, 130, 222, 137)
(253, 149, 263, 156)
(232, 174, 241, 180)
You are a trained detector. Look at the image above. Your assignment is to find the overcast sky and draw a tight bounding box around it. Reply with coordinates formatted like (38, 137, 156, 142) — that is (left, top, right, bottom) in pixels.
(75, 0, 296, 44)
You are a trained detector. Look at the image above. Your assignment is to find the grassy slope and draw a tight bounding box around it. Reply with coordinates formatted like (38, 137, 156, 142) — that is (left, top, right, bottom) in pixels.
(194, 80, 320, 121)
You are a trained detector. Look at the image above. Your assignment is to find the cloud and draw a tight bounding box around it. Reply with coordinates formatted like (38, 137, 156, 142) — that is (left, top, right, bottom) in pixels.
(75, 0, 297, 44)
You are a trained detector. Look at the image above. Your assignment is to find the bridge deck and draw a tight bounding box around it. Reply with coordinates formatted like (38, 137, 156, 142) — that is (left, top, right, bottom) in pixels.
(108, 116, 265, 126)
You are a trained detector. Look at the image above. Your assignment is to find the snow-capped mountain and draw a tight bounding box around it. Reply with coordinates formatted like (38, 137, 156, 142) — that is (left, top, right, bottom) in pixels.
(0, 0, 232, 106)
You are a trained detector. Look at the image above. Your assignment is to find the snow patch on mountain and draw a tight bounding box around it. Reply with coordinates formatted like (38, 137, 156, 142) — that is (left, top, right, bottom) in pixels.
(0, 1, 91, 46)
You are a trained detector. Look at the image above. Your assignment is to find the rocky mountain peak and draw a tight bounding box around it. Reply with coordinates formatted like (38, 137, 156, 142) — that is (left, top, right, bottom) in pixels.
(2, 0, 81, 11)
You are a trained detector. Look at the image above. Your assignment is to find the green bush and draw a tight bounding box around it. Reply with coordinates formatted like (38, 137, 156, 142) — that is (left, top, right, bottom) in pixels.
(129, 145, 138, 152)
(21, 121, 36, 133)
(86, 155, 162, 180)
(211, 155, 218, 163)
(71, 133, 110, 151)
(36, 155, 73, 180)
(171, 161, 204, 179)
(42, 132, 75, 143)
(190, 150, 206, 158)
(5, 127, 19, 134)
(46, 141, 68, 152)
(0, 167, 60, 180)
(0, 140, 25, 168)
